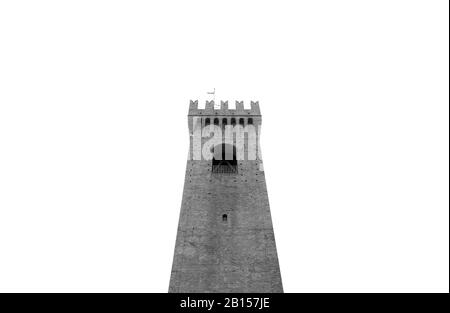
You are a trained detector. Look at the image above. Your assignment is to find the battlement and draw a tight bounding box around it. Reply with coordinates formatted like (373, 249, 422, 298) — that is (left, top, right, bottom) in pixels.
(189, 100, 261, 116)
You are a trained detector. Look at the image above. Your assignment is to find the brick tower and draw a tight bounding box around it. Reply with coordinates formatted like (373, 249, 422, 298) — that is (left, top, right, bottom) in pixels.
(169, 100, 283, 293)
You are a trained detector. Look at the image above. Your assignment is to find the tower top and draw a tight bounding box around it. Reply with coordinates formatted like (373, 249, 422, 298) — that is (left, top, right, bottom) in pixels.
(189, 100, 261, 116)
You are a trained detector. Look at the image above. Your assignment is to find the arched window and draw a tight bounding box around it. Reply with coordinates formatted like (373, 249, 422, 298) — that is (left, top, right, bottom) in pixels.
(222, 214, 228, 222)
(212, 143, 237, 174)
(205, 118, 210, 126)
(231, 118, 236, 126)
(222, 118, 228, 125)
(248, 118, 253, 125)
(239, 118, 245, 126)
(214, 118, 219, 125)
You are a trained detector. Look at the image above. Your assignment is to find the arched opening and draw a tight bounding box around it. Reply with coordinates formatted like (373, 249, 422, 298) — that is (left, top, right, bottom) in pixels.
(239, 118, 245, 126)
(222, 118, 228, 126)
(231, 118, 236, 126)
(212, 143, 237, 174)
(205, 118, 210, 126)
(248, 118, 253, 125)
(222, 214, 228, 222)
(214, 118, 219, 125)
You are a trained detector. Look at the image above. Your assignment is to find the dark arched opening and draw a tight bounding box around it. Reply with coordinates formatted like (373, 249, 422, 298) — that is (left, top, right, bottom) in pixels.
(212, 143, 237, 174)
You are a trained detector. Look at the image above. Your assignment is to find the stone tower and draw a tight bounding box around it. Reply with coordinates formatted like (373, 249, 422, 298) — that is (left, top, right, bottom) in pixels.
(169, 100, 283, 293)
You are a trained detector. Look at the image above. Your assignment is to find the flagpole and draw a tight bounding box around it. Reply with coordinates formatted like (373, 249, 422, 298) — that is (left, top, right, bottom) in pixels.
(207, 88, 215, 102)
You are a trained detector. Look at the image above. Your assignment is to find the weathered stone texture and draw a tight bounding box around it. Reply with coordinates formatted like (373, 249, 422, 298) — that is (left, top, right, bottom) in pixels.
(169, 101, 283, 293)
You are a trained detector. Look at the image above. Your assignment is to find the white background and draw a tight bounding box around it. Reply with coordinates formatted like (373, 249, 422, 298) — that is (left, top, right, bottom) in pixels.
(0, 1, 448, 292)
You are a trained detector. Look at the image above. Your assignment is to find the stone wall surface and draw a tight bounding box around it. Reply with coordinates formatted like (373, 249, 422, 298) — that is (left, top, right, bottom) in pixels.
(169, 101, 283, 293)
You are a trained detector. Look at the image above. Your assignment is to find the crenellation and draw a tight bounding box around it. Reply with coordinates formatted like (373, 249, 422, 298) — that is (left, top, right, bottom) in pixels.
(205, 100, 214, 113)
(189, 100, 199, 115)
(188, 100, 261, 116)
(250, 101, 261, 115)
(220, 100, 228, 111)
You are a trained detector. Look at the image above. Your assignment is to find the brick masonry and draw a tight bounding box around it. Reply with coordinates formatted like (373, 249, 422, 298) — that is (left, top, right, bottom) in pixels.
(168, 100, 283, 293)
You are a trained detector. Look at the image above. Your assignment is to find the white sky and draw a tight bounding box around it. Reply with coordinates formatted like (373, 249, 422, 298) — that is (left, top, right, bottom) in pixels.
(0, 1, 448, 292)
